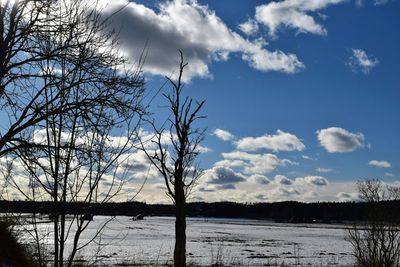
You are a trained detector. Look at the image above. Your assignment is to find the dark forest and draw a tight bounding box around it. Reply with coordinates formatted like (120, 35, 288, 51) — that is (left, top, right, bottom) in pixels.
(2, 200, 400, 223)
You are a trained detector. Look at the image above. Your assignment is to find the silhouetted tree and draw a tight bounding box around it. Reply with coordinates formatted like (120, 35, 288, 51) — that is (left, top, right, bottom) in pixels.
(1, 1, 145, 266)
(0, 0, 144, 158)
(142, 52, 205, 267)
(0, 0, 48, 92)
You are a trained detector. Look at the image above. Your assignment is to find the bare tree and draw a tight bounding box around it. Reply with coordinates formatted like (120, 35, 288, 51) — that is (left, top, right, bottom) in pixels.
(0, 0, 48, 92)
(15, 107, 139, 267)
(0, 0, 69, 157)
(0, 0, 143, 157)
(142, 52, 205, 267)
(0, 0, 144, 185)
(347, 179, 400, 267)
(0, 0, 145, 266)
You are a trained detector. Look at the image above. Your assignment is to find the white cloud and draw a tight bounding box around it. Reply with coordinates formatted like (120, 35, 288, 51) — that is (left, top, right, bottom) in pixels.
(203, 166, 246, 190)
(385, 173, 394, 177)
(213, 128, 234, 141)
(236, 130, 305, 152)
(348, 49, 379, 74)
(221, 151, 296, 174)
(302, 190, 319, 200)
(197, 145, 212, 153)
(118, 151, 152, 174)
(271, 187, 300, 197)
(242, 47, 304, 74)
(238, 19, 259, 36)
(317, 127, 364, 153)
(274, 174, 293, 185)
(249, 174, 270, 185)
(98, 0, 304, 81)
(316, 167, 333, 173)
(170, 180, 358, 203)
(336, 192, 359, 202)
(368, 160, 391, 168)
(296, 175, 328, 186)
(253, 0, 345, 36)
(214, 159, 247, 169)
(302, 155, 314, 160)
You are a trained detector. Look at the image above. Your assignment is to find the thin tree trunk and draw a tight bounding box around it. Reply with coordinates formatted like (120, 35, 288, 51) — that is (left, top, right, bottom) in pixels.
(67, 228, 82, 267)
(53, 204, 59, 266)
(174, 184, 186, 267)
(59, 209, 65, 267)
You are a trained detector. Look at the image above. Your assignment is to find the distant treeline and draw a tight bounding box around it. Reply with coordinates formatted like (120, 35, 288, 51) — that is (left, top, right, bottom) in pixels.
(1, 200, 400, 223)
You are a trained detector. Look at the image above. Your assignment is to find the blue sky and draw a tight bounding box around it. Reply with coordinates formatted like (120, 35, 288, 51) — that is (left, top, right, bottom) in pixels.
(102, 0, 400, 203)
(3, 0, 399, 203)
(91, 0, 400, 203)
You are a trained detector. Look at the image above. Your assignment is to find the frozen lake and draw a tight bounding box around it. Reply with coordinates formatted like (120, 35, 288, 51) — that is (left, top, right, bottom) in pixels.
(24, 216, 355, 266)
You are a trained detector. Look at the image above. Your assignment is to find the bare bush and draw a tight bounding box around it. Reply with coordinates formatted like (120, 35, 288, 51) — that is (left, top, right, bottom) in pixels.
(347, 179, 400, 267)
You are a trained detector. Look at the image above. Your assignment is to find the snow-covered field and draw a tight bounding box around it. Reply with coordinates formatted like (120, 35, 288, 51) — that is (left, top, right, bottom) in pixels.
(24, 216, 355, 266)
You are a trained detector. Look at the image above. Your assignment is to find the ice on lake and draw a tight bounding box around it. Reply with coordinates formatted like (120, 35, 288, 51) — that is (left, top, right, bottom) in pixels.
(24, 216, 354, 266)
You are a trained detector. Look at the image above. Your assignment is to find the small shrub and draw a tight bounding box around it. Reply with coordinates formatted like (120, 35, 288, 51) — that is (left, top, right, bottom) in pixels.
(0, 219, 37, 267)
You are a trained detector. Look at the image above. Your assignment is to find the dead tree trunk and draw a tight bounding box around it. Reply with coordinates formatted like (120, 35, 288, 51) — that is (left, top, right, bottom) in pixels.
(174, 181, 186, 267)
(142, 51, 205, 267)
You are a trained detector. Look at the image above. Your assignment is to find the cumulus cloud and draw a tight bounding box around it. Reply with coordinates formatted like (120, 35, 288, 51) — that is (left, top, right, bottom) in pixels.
(271, 187, 300, 197)
(165, 179, 358, 203)
(317, 127, 364, 153)
(253, 0, 345, 36)
(221, 151, 296, 174)
(249, 174, 270, 185)
(116, 151, 161, 181)
(368, 160, 391, 168)
(297, 175, 329, 186)
(213, 128, 234, 141)
(236, 130, 305, 152)
(214, 159, 247, 169)
(197, 145, 212, 153)
(348, 49, 379, 74)
(120, 158, 150, 173)
(204, 166, 245, 186)
(302, 190, 319, 200)
(274, 174, 293, 185)
(98, 0, 304, 81)
(336, 192, 359, 202)
(302, 155, 314, 160)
